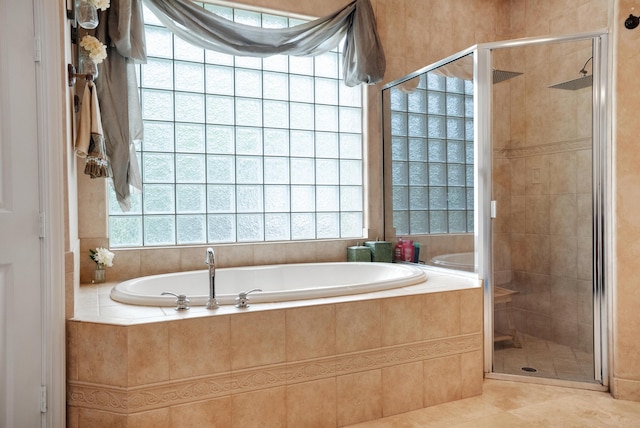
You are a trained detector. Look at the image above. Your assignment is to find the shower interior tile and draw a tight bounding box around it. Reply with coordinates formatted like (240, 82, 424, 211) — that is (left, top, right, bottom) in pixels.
(549, 151, 577, 194)
(549, 193, 578, 236)
(493, 334, 595, 382)
(576, 149, 592, 194)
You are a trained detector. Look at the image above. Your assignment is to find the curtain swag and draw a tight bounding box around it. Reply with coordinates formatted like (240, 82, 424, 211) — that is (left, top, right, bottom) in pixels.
(94, 0, 145, 212)
(143, 0, 386, 86)
(97, 0, 384, 211)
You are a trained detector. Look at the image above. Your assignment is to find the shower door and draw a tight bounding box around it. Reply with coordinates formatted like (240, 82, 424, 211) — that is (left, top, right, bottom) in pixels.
(485, 34, 608, 386)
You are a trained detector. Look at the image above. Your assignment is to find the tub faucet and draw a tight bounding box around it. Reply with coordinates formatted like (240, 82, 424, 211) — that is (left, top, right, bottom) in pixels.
(161, 291, 190, 311)
(205, 247, 219, 309)
(235, 288, 262, 309)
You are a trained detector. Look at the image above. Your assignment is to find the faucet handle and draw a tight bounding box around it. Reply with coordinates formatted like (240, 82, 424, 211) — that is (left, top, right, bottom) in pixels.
(162, 291, 190, 311)
(235, 288, 262, 308)
(205, 247, 215, 265)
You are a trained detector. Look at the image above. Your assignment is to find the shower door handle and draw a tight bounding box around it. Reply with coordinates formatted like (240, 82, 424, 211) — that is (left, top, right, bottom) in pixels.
(490, 200, 497, 218)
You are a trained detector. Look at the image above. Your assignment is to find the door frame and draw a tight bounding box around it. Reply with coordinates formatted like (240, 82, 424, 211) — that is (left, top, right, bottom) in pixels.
(476, 31, 611, 389)
(0, 0, 65, 426)
(36, 0, 67, 426)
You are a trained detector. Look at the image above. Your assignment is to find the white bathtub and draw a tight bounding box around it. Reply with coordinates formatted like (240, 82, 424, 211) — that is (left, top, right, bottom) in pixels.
(110, 262, 428, 307)
(430, 252, 475, 271)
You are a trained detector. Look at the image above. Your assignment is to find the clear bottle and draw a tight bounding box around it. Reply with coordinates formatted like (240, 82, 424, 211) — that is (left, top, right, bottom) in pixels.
(76, 0, 99, 30)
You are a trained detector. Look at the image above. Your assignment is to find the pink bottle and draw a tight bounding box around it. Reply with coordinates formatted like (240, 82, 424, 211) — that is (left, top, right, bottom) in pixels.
(394, 238, 405, 261)
(402, 239, 414, 262)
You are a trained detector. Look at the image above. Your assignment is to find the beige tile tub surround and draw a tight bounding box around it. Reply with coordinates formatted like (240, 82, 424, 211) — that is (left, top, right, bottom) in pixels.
(67, 271, 482, 427)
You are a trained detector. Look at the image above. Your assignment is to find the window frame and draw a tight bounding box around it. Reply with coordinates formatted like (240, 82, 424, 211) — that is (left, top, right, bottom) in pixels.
(107, 2, 366, 248)
(388, 71, 475, 236)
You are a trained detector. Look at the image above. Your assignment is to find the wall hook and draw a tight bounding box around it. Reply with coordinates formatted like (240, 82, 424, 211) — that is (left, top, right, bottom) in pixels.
(67, 63, 94, 87)
(625, 14, 639, 29)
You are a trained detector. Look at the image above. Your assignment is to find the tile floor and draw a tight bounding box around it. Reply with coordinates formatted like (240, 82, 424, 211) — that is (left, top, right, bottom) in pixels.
(494, 333, 597, 383)
(346, 379, 640, 427)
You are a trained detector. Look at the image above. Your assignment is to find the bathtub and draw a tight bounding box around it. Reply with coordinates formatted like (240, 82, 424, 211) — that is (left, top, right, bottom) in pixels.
(110, 262, 428, 307)
(429, 252, 475, 272)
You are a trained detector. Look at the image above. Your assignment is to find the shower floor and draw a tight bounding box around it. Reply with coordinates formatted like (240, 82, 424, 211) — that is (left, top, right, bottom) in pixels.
(493, 333, 597, 383)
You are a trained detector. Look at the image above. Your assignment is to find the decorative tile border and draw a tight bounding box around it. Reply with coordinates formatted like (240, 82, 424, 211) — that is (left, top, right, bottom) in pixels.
(68, 332, 482, 414)
(67, 385, 128, 412)
(494, 138, 591, 159)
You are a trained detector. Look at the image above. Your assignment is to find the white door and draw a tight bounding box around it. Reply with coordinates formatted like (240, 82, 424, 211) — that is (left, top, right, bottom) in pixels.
(0, 0, 44, 426)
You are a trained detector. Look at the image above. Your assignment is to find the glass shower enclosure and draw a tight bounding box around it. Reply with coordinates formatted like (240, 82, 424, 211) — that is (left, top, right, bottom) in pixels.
(382, 31, 609, 388)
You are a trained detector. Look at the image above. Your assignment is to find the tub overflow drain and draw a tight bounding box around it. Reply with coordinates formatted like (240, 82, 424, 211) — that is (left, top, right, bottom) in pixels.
(521, 367, 538, 373)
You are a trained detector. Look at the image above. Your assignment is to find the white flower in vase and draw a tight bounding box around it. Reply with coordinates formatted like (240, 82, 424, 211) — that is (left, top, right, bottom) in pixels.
(81, 0, 110, 11)
(79, 35, 108, 64)
(90, 247, 115, 268)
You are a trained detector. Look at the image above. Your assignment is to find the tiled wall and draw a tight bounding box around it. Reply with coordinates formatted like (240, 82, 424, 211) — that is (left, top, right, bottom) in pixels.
(80, 240, 353, 284)
(493, 145, 594, 352)
(614, 0, 640, 401)
(67, 287, 483, 427)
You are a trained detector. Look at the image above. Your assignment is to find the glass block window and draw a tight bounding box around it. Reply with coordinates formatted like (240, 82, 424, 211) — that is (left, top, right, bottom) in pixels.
(389, 72, 474, 235)
(108, 3, 363, 247)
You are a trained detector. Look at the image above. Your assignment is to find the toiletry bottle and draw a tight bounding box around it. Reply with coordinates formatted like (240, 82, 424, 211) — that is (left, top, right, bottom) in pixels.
(394, 238, 404, 261)
(413, 242, 421, 263)
(402, 239, 414, 262)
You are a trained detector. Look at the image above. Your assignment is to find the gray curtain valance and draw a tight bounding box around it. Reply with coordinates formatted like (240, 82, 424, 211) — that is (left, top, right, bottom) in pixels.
(143, 0, 386, 86)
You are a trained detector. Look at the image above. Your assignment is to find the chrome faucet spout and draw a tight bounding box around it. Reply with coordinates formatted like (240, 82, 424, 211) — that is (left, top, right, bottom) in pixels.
(205, 247, 219, 309)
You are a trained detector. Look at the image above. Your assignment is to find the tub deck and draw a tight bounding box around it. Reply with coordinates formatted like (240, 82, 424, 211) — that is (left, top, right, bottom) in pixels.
(73, 264, 480, 325)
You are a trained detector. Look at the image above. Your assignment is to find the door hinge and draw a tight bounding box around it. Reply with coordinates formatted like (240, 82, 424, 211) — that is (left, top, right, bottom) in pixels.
(34, 37, 42, 62)
(490, 200, 497, 218)
(40, 385, 47, 413)
(39, 212, 46, 238)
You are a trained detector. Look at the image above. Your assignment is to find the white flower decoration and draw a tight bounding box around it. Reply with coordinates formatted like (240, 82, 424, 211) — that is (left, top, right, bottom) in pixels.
(79, 35, 108, 64)
(85, 0, 110, 11)
(90, 247, 115, 267)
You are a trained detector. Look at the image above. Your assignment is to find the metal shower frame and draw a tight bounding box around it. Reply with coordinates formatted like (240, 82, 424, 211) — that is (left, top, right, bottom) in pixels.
(382, 29, 611, 389)
(475, 30, 610, 390)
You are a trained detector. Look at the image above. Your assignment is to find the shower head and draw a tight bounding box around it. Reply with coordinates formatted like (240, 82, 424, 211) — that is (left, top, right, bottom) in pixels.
(549, 56, 593, 90)
(548, 74, 593, 90)
(493, 69, 523, 84)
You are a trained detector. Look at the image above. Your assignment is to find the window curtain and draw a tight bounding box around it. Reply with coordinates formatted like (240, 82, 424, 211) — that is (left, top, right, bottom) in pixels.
(95, 0, 146, 212)
(143, 0, 385, 86)
(98, 0, 385, 211)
